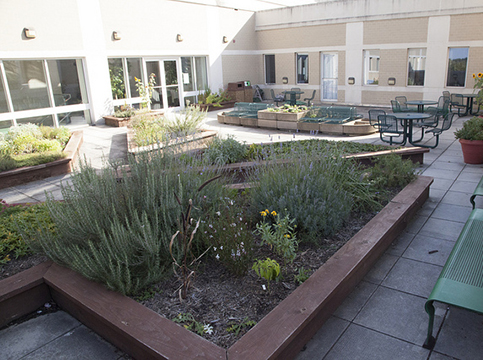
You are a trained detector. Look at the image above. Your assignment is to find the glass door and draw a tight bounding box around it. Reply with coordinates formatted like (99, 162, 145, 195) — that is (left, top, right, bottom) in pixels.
(146, 59, 180, 110)
(321, 53, 338, 101)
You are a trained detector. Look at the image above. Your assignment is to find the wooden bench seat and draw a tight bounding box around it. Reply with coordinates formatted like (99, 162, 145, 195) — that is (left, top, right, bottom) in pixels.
(423, 176, 483, 349)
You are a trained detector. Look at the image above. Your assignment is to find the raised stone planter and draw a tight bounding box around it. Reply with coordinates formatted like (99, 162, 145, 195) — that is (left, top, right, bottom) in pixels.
(277, 120, 298, 130)
(258, 119, 277, 129)
(343, 120, 377, 136)
(276, 111, 307, 121)
(240, 117, 258, 127)
(198, 101, 236, 112)
(257, 109, 278, 120)
(103, 111, 164, 127)
(319, 122, 344, 134)
(0, 130, 83, 190)
(224, 115, 241, 126)
(297, 121, 321, 132)
(217, 112, 226, 124)
(0, 176, 433, 360)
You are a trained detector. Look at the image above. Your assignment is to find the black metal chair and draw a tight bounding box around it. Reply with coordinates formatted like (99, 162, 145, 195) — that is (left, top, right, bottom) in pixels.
(303, 90, 316, 106)
(423, 112, 455, 148)
(395, 96, 417, 112)
(270, 89, 284, 106)
(390, 100, 402, 113)
(377, 114, 406, 145)
(450, 94, 466, 116)
(442, 91, 450, 103)
(426, 96, 449, 117)
(368, 109, 386, 129)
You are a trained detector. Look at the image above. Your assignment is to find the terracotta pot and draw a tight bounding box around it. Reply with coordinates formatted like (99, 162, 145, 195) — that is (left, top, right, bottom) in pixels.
(459, 139, 483, 164)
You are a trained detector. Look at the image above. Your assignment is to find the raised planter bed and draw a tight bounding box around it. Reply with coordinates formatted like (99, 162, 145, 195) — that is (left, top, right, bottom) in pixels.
(127, 128, 217, 156)
(343, 120, 378, 136)
(0, 130, 83, 190)
(103, 110, 164, 127)
(257, 109, 278, 120)
(0, 175, 433, 359)
(198, 101, 236, 112)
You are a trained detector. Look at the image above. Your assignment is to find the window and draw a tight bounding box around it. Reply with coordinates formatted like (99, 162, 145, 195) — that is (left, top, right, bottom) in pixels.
(108, 58, 143, 99)
(265, 55, 275, 84)
(407, 49, 426, 86)
(195, 57, 208, 90)
(0, 58, 89, 127)
(364, 50, 380, 85)
(447, 48, 469, 87)
(296, 54, 308, 84)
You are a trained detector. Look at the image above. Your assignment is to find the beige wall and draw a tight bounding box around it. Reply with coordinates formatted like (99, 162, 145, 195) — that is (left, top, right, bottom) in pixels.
(275, 53, 294, 84)
(364, 18, 428, 45)
(0, 0, 83, 52)
(467, 47, 483, 87)
(450, 13, 483, 42)
(362, 90, 422, 105)
(257, 23, 345, 50)
(379, 49, 408, 87)
(338, 51, 346, 86)
(222, 55, 262, 87)
(308, 52, 320, 86)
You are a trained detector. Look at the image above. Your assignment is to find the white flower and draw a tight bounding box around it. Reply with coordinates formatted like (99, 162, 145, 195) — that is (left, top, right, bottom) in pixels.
(262, 285, 266, 291)
(220, 246, 223, 250)
(213, 247, 217, 251)
(216, 211, 221, 216)
(215, 254, 220, 260)
(203, 324, 214, 334)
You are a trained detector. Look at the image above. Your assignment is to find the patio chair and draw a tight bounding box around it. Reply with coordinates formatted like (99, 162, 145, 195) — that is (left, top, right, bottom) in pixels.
(303, 90, 316, 106)
(395, 96, 417, 112)
(450, 93, 465, 116)
(368, 109, 386, 128)
(426, 96, 449, 117)
(270, 89, 284, 106)
(390, 100, 402, 113)
(377, 114, 406, 145)
(423, 112, 455, 148)
(442, 91, 450, 102)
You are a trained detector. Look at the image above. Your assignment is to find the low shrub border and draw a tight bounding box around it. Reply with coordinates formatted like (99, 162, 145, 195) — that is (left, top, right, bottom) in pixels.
(0, 175, 433, 360)
(0, 130, 83, 190)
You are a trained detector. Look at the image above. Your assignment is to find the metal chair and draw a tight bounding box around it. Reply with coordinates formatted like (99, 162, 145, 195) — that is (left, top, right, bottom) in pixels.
(377, 114, 406, 145)
(442, 91, 450, 102)
(423, 112, 455, 148)
(395, 96, 417, 112)
(303, 90, 316, 106)
(450, 94, 466, 116)
(368, 109, 386, 128)
(390, 100, 402, 113)
(270, 89, 284, 106)
(291, 87, 301, 100)
(426, 96, 450, 117)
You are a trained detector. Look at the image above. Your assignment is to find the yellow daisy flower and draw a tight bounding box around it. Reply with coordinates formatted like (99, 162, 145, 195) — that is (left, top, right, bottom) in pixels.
(473, 73, 476, 79)
(271, 211, 277, 216)
(478, 73, 483, 78)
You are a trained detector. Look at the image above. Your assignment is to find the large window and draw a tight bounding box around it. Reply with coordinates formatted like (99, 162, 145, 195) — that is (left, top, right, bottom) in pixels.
(296, 54, 309, 84)
(108, 58, 144, 100)
(447, 48, 469, 87)
(0, 58, 89, 128)
(408, 49, 426, 86)
(364, 50, 380, 85)
(265, 55, 275, 84)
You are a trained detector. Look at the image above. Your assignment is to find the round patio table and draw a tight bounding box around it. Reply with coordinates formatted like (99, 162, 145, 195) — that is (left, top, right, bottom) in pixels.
(405, 100, 438, 113)
(282, 90, 304, 106)
(461, 94, 477, 116)
(394, 112, 432, 146)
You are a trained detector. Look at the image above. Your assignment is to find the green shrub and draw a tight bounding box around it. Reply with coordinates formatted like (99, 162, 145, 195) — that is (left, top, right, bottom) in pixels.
(24, 148, 228, 295)
(368, 153, 418, 188)
(164, 105, 207, 138)
(204, 135, 248, 165)
(248, 146, 355, 242)
(39, 126, 71, 147)
(0, 201, 54, 266)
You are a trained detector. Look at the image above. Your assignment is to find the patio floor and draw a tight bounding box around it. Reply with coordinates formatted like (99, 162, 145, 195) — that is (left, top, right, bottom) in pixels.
(1, 108, 482, 360)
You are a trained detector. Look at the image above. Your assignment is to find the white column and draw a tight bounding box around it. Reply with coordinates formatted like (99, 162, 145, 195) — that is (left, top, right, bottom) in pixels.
(425, 16, 450, 100)
(77, 0, 113, 123)
(345, 22, 363, 104)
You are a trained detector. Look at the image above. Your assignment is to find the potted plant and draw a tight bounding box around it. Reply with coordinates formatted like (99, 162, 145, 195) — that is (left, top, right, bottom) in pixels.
(197, 88, 234, 111)
(454, 116, 483, 164)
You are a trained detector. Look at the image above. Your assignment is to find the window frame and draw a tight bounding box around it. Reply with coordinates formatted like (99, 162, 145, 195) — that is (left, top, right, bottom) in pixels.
(446, 47, 469, 88)
(296, 53, 309, 84)
(264, 54, 276, 84)
(363, 50, 380, 86)
(407, 48, 426, 87)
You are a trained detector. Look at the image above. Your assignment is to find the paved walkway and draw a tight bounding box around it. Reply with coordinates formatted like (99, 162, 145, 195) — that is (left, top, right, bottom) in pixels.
(1, 109, 483, 359)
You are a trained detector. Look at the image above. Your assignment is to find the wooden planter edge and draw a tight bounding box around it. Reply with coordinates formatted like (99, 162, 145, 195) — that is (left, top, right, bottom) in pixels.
(0, 176, 432, 359)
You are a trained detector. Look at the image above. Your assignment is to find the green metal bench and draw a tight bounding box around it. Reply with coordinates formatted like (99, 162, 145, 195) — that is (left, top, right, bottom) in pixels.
(300, 106, 331, 122)
(423, 176, 483, 350)
(325, 106, 353, 124)
(225, 102, 271, 118)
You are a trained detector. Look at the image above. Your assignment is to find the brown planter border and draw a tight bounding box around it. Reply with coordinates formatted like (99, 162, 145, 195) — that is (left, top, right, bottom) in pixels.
(0, 176, 432, 359)
(198, 101, 236, 112)
(0, 130, 83, 190)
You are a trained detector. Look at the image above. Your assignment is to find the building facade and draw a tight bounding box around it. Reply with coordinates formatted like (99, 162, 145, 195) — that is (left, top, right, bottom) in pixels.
(0, 0, 482, 129)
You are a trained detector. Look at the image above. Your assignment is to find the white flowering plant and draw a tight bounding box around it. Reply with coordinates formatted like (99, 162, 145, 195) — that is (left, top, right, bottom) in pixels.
(206, 196, 254, 276)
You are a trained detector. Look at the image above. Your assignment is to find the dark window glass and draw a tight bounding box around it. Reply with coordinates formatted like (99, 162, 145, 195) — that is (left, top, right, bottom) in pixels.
(265, 55, 275, 84)
(447, 48, 469, 87)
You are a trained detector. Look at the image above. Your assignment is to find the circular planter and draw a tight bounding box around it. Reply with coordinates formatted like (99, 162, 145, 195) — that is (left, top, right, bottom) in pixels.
(459, 139, 483, 164)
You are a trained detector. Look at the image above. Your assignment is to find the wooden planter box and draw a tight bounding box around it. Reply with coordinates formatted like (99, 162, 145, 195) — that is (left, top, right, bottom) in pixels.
(240, 117, 258, 127)
(224, 115, 241, 126)
(217, 112, 226, 124)
(258, 119, 277, 129)
(0, 130, 83, 190)
(277, 120, 298, 130)
(104, 111, 164, 127)
(257, 109, 278, 120)
(276, 111, 307, 121)
(0, 176, 433, 360)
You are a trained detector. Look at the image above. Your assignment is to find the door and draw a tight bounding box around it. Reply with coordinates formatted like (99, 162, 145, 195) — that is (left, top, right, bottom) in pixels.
(146, 60, 180, 110)
(321, 53, 338, 101)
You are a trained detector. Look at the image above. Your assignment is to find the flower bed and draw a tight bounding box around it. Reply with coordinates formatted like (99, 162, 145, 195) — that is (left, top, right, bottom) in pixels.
(0, 175, 433, 359)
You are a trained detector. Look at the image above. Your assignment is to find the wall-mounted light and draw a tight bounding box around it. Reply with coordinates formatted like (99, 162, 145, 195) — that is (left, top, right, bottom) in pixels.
(112, 31, 121, 41)
(348, 77, 355, 85)
(282, 77, 288, 84)
(23, 28, 36, 39)
(222, 36, 228, 43)
(176, 34, 183, 42)
(388, 77, 396, 86)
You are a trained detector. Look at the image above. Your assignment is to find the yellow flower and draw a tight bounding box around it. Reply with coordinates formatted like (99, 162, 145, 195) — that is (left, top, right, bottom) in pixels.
(134, 77, 139, 81)
(265, 209, 269, 213)
(260, 211, 267, 217)
(271, 211, 277, 216)
(284, 234, 290, 238)
(473, 73, 476, 79)
(478, 73, 483, 78)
